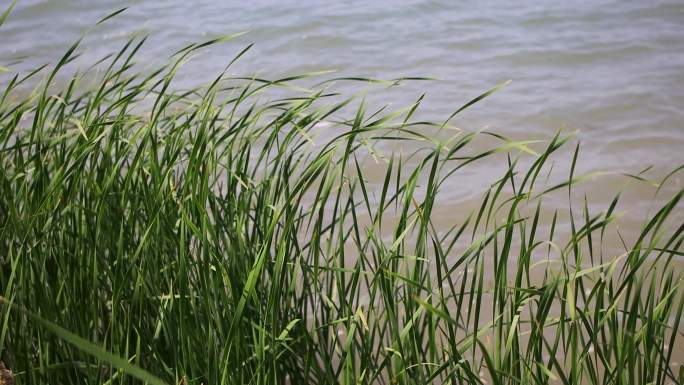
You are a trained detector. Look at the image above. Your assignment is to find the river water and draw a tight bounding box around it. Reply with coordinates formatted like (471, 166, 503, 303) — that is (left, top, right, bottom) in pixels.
(2, 0, 683, 227)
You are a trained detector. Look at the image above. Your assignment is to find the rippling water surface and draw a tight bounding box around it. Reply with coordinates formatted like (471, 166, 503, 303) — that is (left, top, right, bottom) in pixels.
(2, 0, 683, 224)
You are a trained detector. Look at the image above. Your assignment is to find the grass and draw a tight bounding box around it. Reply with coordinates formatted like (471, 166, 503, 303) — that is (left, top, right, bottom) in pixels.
(1, 8, 684, 385)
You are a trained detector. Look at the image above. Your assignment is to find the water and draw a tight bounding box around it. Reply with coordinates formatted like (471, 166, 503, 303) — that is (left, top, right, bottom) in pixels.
(2, 0, 683, 225)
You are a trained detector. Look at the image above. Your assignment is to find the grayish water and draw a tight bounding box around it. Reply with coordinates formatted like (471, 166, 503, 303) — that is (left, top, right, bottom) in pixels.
(2, 0, 683, 223)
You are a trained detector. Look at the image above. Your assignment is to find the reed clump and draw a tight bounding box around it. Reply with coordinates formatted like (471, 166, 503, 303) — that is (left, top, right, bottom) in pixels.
(1, 9, 683, 385)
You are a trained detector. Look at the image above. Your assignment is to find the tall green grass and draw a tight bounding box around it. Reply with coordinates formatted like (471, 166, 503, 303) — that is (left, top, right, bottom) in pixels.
(1, 10, 683, 385)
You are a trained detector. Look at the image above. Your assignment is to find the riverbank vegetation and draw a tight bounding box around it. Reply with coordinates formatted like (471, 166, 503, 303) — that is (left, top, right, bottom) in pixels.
(1, 9, 683, 385)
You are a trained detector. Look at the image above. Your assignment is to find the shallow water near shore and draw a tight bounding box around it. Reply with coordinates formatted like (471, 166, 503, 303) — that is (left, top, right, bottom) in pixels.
(2, 0, 683, 228)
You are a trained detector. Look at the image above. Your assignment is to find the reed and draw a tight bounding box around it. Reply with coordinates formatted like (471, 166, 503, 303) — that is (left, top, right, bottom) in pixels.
(1, 8, 683, 385)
